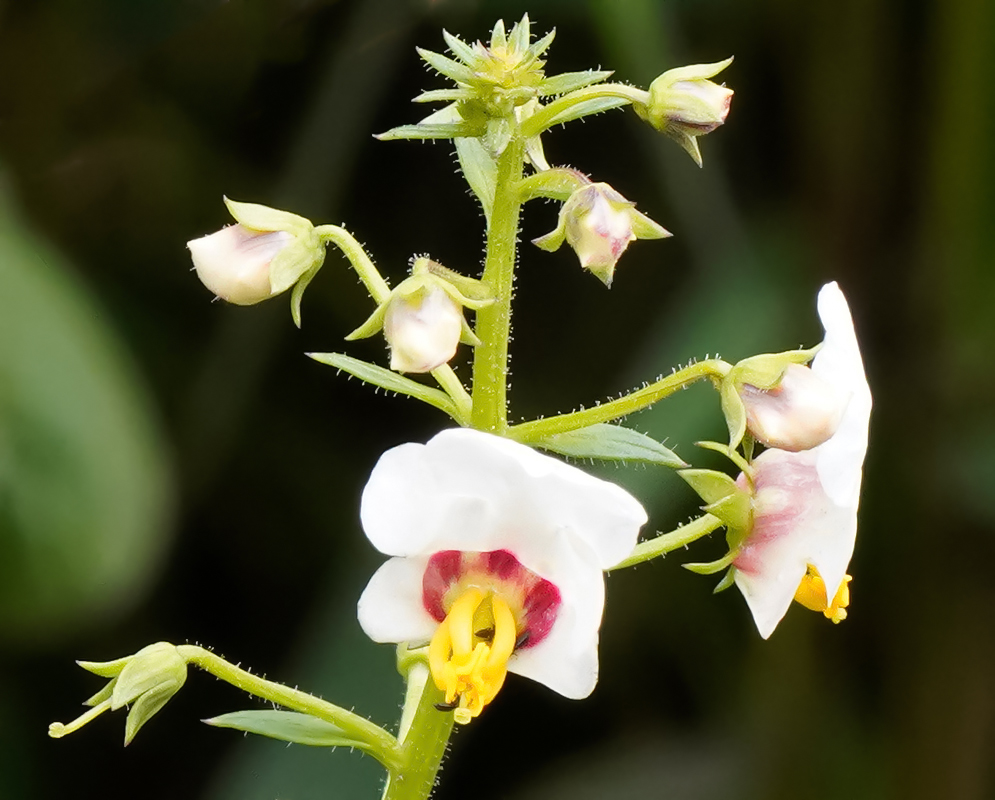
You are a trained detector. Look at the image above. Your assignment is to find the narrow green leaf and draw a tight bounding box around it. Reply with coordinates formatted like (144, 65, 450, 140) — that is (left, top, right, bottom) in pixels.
(683, 551, 736, 575)
(441, 30, 476, 64)
(539, 70, 613, 96)
(533, 423, 687, 467)
(375, 122, 481, 141)
(713, 568, 737, 593)
(205, 710, 369, 749)
(307, 353, 460, 420)
(455, 135, 498, 221)
(413, 88, 469, 104)
(543, 96, 629, 128)
(416, 48, 475, 84)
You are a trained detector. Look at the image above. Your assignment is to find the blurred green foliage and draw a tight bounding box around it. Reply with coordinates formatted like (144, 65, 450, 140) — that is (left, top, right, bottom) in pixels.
(0, 0, 992, 799)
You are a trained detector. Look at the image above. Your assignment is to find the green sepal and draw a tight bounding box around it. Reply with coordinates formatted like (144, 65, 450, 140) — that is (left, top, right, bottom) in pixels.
(713, 568, 737, 593)
(679, 468, 739, 506)
(731, 346, 819, 390)
(344, 300, 389, 341)
(631, 210, 672, 240)
(696, 439, 754, 480)
(83, 681, 115, 708)
(77, 655, 131, 679)
(110, 643, 187, 710)
(532, 212, 567, 252)
(539, 70, 613, 97)
(290, 264, 320, 328)
(683, 550, 736, 575)
(531, 423, 687, 468)
(268, 233, 325, 295)
(416, 47, 476, 84)
(223, 197, 312, 237)
(702, 490, 752, 532)
(123, 679, 184, 745)
(307, 353, 461, 420)
(204, 710, 372, 750)
(720, 377, 748, 450)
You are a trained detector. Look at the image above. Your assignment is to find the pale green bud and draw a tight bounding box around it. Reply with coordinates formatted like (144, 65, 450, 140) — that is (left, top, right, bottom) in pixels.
(51, 642, 187, 745)
(636, 58, 734, 166)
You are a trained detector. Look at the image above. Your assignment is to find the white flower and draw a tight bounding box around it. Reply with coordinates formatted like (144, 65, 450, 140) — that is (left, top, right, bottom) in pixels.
(357, 429, 646, 723)
(188, 224, 292, 305)
(733, 282, 871, 638)
(384, 286, 463, 373)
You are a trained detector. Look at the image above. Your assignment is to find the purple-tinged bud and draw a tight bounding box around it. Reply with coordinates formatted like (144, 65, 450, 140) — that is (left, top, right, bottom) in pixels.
(636, 57, 734, 166)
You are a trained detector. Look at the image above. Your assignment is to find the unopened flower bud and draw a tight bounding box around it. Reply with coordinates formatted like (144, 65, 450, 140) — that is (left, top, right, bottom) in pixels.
(740, 363, 847, 452)
(636, 57, 734, 166)
(384, 286, 463, 373)
(189, 225, 291, 305)
(533, 182, 670, 287)
(50, 642, 188, 746)
(188, 198, 324, 306)
(345, 258, 493, 373)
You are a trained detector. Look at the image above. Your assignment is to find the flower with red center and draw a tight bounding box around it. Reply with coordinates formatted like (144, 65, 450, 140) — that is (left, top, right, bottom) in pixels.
(732, 283, 871, 638)
(357, 428, 646, 723)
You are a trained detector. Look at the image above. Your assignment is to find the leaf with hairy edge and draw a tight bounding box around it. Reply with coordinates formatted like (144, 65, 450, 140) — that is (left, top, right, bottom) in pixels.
(539, 70, 614, 96)
(205, 710, 370, 749)
(307, 353, 460, 420)
(540, 96, 630, 129)
(532, 423, 687, 467)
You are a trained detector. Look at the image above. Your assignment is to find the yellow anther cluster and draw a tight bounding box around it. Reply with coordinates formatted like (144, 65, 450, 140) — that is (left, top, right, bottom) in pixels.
(794, 565, 851, 624)
(428, 588, 518, 724)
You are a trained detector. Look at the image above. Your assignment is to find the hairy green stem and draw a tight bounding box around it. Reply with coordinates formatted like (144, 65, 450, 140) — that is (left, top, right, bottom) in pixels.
(382, 662, 455, 800)
(509, 358, 732, 442)
(470, 135, 528, 432)
(176, 645, 402, 770)
(611, 513, 724, 570)
(316, 224, 391, 303)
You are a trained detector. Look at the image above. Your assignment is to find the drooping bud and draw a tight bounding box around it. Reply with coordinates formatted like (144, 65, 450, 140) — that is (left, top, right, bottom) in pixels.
(635, 58, 734, 166)
(345, 257, 494, 373)
(188, 198, 324, 306)
(739, 363, 847, 452)
(49, 642, 188, 745)
(533, 182, 670, 287)
(384, 285, 464, 373)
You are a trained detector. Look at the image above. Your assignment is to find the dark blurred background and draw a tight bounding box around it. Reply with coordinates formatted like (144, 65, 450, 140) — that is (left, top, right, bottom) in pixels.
(1, 0, 992, 798)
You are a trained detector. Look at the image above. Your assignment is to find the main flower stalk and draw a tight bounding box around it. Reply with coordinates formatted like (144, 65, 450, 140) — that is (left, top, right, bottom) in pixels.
(470, 135, 527, 433)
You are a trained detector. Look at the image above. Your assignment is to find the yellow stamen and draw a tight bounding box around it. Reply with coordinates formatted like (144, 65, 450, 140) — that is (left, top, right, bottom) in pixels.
(794, 565, 851, 624)
(428, 590, 518, 724)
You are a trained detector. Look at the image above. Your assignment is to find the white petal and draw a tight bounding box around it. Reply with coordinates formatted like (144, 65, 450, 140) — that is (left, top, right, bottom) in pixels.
(360, 429, 646, 568)
(812, 282, 872, 508)
(188, 225, 290, 305)
(509, 542, 606, 698)
(734, 448, 856, 638)
(357, 556, 438, 645)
